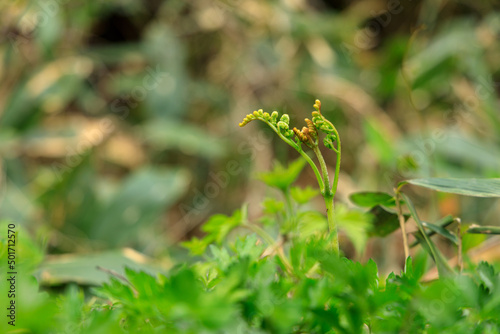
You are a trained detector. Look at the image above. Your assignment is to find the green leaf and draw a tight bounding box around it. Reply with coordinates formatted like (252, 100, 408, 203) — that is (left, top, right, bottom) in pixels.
(474, 261, 497, 291)
(290, 186, 320, 204)
(411, 231, 435, 265)
(193, 262, 220, 290)
(462, 231, 487, 253)
(367, 205, 409, 237)
(297, 211, 328, 239)
(401, 193, 455, 278)
(406, 178, 500, 197)
(335, 204, 372, 254)
(257, 158, 306, 192)
(404, 253, 428, 281)
(202, 210, 242, 244)
(209, 245, 232, 270)
(182, 237, 213, 256)
(262, 198, 285, 215)
(410, 215, 455, 247)
(466, 225, 500, 234)
(349, 191, 396, 208)
(421, 221, 458, 245)
(231, 234, 265, 260)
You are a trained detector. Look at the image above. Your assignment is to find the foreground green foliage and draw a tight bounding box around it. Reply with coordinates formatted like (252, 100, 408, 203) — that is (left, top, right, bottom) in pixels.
(90, 250, 500, 333)
(3, 228, 500, 333)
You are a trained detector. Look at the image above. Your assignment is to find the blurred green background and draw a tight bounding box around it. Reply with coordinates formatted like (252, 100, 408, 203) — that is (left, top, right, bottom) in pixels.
(1, 0, 500, 279)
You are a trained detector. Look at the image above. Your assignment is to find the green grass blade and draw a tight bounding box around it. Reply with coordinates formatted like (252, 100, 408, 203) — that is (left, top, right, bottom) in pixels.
(466, 225, 500, 234)
(401, 193, 455, 277)
(421, 221, 458, 245)
(407, 178, 500, 197)
(410, 215, 455, 247)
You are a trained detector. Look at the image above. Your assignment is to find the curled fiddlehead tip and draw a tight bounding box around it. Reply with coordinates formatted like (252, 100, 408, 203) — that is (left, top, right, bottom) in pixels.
(239, 113, 257, 127)
(275, 114, 293, 139)
(304, 118, 317, 140)
(293, 126, 315, 147)
(262, 112, 271, 121)
(277, 113, 290, 129)
(310, 103, 336, 135)
(271, 111, 279, 124)
(238, 101, 333, 147)
(253, 109, 264, 117)
(280, 114, 290, 124)
(313, 99, 321, 111)
(323, 133, 337, 150)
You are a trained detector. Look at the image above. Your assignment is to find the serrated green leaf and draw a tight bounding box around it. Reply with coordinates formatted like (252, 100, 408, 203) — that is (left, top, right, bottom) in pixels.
(182, 237, 212, 256)
(262, 198, 285, 215)
(403, 252, 428, 281)
(209, 245, 232, 271)
(475, 261, 496, 291)
(407, 178, 500, 197)
(231, 234, 265, 260)
(257, 158, 306, 191)
(290, 186, 319, 205)
(193, 262, 220, 290)
(335, 204, 372, 254)
(202, 210, 242, 244)
(297, 211, 327, 239)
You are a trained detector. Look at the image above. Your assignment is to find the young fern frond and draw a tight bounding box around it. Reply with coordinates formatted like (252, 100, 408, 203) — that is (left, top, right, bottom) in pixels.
(239, 99, 342, 254)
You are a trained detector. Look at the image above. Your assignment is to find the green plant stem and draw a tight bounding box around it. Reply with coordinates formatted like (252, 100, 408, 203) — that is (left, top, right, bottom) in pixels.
(395, 189, 410, 260)
(297, 148, 325, 193)
(313, 146, 331, 195)
(331, 128, 341, 198)
(312, 145, 339, 255)
(456, 218, 463, 273)
(242, 223, 294, 275)
(283, 188, 294, 219)
(324, 194, 339, 254)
